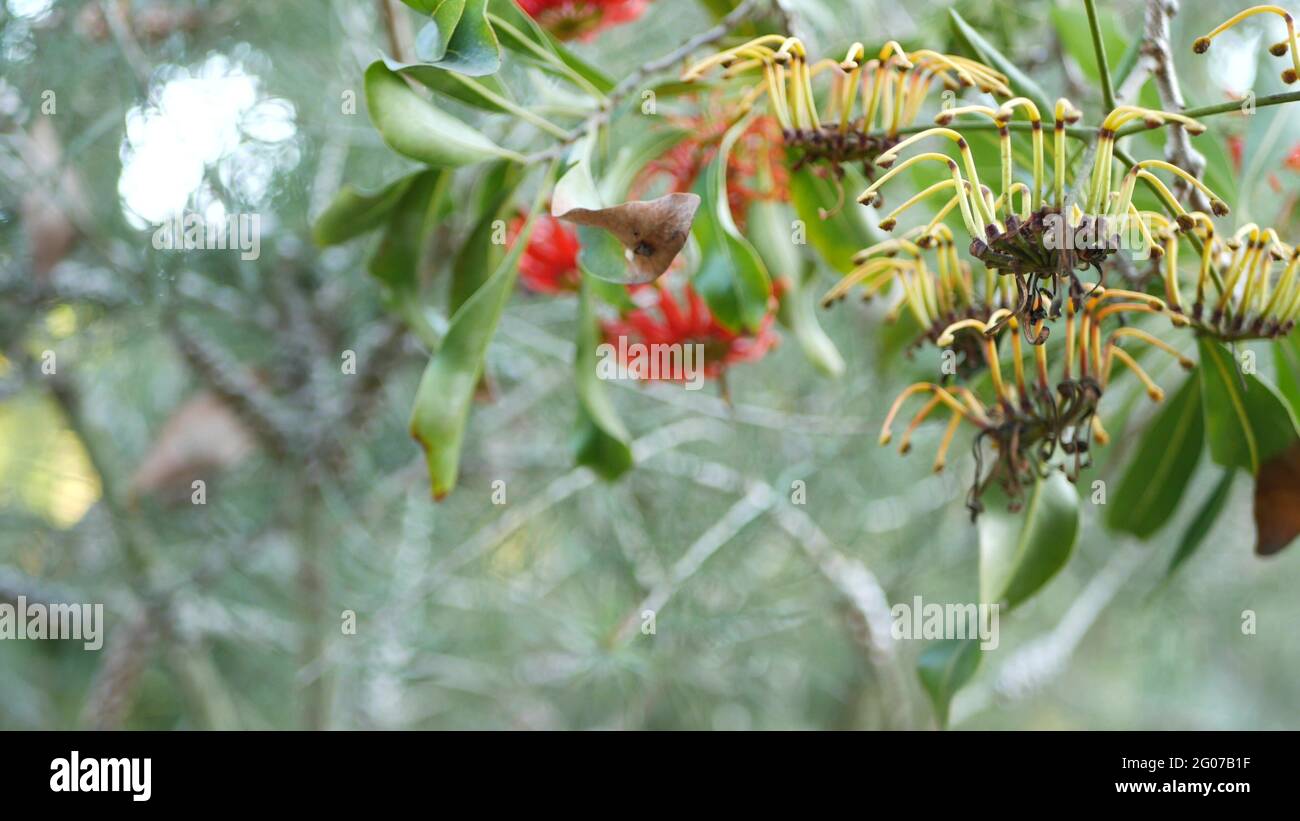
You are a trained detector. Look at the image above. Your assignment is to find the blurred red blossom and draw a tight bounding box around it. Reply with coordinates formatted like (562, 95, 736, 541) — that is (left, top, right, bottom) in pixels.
(517, 0, 649, 41)
(601, 281, 777, 381)
(508, 213, 582, 294)
(634, 112, 787, 230)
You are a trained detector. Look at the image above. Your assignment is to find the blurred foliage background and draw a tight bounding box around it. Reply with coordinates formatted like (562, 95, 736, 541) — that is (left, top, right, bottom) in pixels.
(1, 0, 1298, 730)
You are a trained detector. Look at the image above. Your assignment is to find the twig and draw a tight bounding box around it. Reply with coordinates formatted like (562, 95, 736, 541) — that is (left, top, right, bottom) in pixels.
(1084, 0, 1117, 112)
(1140, 0, 1208, 212)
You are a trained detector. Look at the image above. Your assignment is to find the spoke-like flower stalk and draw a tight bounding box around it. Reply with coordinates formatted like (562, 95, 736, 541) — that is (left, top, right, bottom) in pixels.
(1194, 5, 1300, 85)
(683, 37, 1010, 176)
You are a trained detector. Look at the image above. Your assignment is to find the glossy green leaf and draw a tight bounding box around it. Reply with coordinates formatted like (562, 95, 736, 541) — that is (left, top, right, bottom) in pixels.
(573, 276, 633, 479)
(748, 199, 843, 378)
(949, 9, 1053, 117)
(1198, 337, 1300, 474)
(788, 164, 875, 275)
(918, 639, 982, 729)
(387, 57, 514, 112)
(1167, 470, 1234, 580)
(312, 173, 418, 246)
(369, 170, 447, 290)
(412, 0, 500, 76)
(690, 118, 772, 334)
(979, 471, 1080, 610)
(410, 0, 465, 63)
(408, 166, 553, 499)
(365, 61, 523, 167)
(1273, 333, 1300, 414)
(1108, 374, 1204, 538)
(450, 162, 521, 313)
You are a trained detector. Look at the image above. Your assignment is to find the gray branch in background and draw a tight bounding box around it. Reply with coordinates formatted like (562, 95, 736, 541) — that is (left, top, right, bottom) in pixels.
(1143, 0, 1211, 213)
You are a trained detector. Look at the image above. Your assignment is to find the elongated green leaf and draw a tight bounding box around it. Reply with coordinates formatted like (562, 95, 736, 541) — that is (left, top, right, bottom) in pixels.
(690, 118, 772, 334)
(788, 164, 875, 275)
(1108, 374, 1204, 538)
(1273, 333, 1300, 414)
(979, 472, 1080, 610)
(409, 166, 553, 498)
(949, 9, 1052, 116)
(597, 126, 689, 204)
(1198, 337, 1300, 474)
(748, 199, 843, 378)
(1167, 470, 1234, 579)
(369, 170, 447, 290)
(312, 174, 418, 246)
(918, 639, 981, 729)
(365, 61, 523, 167)
(450, 162, 521, 313)
(573, 276, 633, 479)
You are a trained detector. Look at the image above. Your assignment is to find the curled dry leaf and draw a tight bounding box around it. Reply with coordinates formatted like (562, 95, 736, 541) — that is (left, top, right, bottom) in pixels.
(553, 192, 700, 284)
(1254, 443, 1300, 556)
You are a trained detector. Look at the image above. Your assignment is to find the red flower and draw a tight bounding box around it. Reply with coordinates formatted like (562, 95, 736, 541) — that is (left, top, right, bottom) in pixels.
(509, 213, 582, 294)
(517, 0, 648, 41)
(601, 281, 777, 381)
(1287, 143, 1300, 173)
(634, 113, 787, 230)
(1228, 135, 1244, 173)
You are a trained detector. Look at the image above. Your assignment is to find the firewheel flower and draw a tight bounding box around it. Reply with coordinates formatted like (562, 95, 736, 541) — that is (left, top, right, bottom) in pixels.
(517, 0, 649, 41)
(1157, 215, 1300, 340)
(1193, 5, 1300, 85)
(857, 100, 1220, 338)
(508, 212, 582, 294)
(878, 286, 1190, 515)
(601, 281, 777, 382)
(820, 225, 1017, 367)
(681, 37, 1011, 176)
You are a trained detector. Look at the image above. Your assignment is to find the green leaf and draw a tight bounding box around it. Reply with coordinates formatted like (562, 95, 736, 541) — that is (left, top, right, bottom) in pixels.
(788, 164, 875, 275)
(1273, 333, 1300, 414)
(1108, 374, 1204, 539)
(369, 170, 448, 290)
(387, 57, 515, 112)
(413, 0, 501, 76)
(312, 174, 419, 246)
(573, 276, 633, 479)
(748, 199, 843, 378)
(918, 639, 982, 729)
(365, 61, 523, 167)
(408, 164, 554, 498)
(450, 162, 521, 313)
(949, 9, 1053, 117)
(690, 117, 772, 334)
(410, 0, 466, 63)
(979, 471, 1080, 610)
(1166, 470, 1234, 579)
(597, 126, 689, 204)
(1198, 337, 1300, 474)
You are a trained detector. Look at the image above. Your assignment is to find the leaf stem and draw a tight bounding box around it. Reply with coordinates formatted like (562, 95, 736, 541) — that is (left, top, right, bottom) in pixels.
(1115, 90, 1300, 137)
